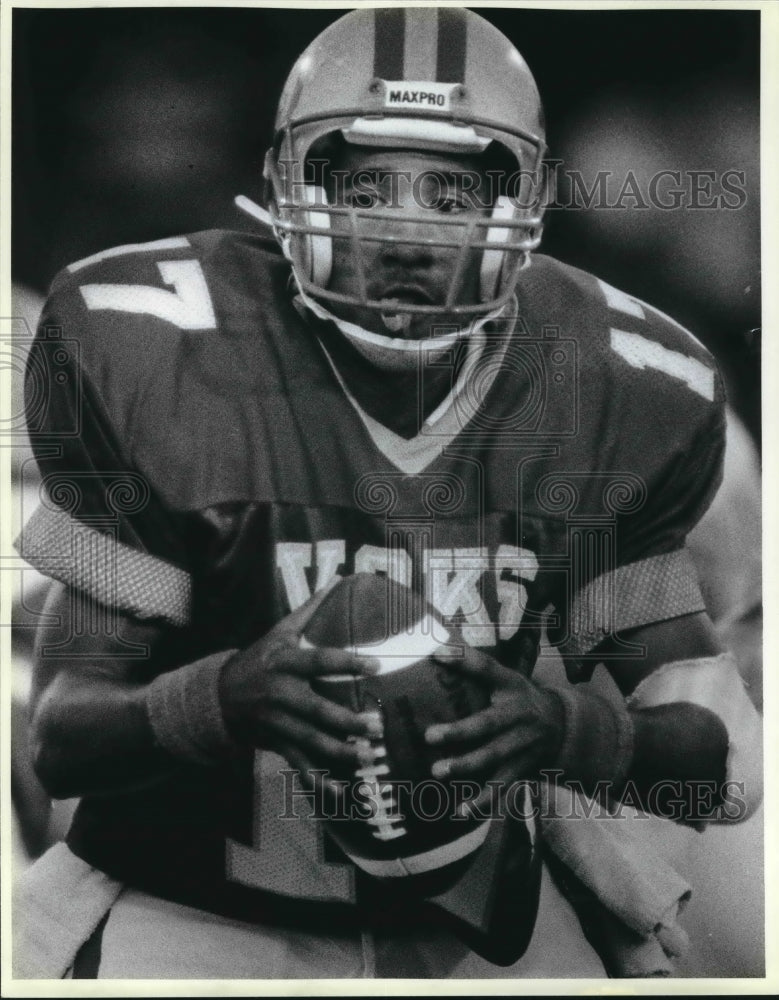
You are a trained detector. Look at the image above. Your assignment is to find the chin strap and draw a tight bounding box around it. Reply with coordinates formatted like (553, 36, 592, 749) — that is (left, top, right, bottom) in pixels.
(293, 275, 509, 370)
(292, 281, 475, 372)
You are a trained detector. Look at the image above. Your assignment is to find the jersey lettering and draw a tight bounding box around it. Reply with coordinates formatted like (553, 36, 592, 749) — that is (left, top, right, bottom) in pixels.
(598, 277, 713, 398)
(315, 539, 346, 591)
(428, 547, 495, 646)
(496, 544, 539, 640)
(597, 279, 646, 319)
(68, 237, 191, 273)
(79, 259, 217, 329)
(275, 542, 313, 610)
(225, 751, 355, 902)
(275, 541, 539, 646)
(610, 328, 715, 401)
(354, 544, 412, 586)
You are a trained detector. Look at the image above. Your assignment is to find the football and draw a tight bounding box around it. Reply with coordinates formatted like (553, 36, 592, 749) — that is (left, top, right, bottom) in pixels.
(304, 572, 491, 878)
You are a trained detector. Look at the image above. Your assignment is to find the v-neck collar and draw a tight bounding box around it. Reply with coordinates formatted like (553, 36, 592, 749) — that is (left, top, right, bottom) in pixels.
(317, 304, 517, 474)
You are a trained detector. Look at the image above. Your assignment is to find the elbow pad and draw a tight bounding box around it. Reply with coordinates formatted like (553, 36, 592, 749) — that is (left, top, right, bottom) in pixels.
(626, 651, 762, 821)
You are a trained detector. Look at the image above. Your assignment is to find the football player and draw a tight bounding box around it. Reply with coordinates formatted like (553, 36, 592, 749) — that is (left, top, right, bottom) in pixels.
(14, 7, 762, 980)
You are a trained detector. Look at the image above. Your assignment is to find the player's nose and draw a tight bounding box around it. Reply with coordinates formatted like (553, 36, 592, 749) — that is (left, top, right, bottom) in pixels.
(375, 203, 440, 268)
(378, 233, 435, 269)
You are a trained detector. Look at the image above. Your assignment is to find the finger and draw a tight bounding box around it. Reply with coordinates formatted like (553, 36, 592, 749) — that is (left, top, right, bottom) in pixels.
(263, 710, 370, 768)
(431, 728, 519, 780)
(285, 645, 381, 677)
(426, 686, 540, 745)
(425, 704, 514, 747)
(265, 677, 383, 737)
(292, 689, 385, 739)
(305, 692, 384, 739)
(432, 647, 510, 685)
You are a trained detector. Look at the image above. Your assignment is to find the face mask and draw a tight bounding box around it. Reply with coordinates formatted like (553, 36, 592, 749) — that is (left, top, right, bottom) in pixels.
(293, 278, 505, 373)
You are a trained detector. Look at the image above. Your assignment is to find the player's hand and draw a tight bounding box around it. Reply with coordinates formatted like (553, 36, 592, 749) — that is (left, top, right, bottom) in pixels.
(424, 647, 565, 811)
(219, 585, 382, 774)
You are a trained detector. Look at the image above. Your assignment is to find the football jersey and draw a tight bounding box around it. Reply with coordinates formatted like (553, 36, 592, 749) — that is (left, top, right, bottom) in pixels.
(18, 228, 725, 925)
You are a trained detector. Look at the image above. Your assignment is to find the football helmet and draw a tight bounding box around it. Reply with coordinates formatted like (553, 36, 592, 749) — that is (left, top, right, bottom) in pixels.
(263, 7, 548, 321)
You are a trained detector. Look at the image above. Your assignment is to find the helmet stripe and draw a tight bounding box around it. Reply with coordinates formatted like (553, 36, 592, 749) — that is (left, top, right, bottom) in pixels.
(373, 7, 406, 80)
(403, 9, 439, 82)
(436, 8, 468, 83)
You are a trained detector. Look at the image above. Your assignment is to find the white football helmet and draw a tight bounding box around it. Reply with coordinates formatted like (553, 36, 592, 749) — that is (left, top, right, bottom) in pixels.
(263, 7, 548, 322)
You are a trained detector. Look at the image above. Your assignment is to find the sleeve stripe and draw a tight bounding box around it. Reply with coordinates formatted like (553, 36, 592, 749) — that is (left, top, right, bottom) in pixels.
(15, 504, 192, 627)
(560, 549, 705, 659)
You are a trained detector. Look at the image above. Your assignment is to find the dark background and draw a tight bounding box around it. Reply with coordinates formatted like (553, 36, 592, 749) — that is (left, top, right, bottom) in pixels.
(12, 5, 761, 440)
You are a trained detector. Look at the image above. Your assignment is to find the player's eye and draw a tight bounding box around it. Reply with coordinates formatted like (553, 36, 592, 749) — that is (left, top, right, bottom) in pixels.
(433, 195, 469, 215)
(347, 190, 383, 210)
(340, 172, 392, 211)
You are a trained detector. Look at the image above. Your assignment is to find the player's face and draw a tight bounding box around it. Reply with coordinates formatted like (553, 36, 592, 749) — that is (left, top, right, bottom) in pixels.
(325, 148, 492, 340)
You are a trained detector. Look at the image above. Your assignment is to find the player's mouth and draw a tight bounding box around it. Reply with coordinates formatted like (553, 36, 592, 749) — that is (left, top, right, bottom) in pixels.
(377, 283, 435, 335)
(376, 287, 437, 335)
(377, 284, 437, 308)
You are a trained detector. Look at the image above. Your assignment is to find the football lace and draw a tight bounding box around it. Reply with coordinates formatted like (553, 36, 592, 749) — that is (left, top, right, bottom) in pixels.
(351, 717, 407, 842)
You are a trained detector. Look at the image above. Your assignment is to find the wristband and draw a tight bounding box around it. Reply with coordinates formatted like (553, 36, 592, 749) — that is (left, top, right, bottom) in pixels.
(550, 687, 635, 790)
(146, 650, 240, 765)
